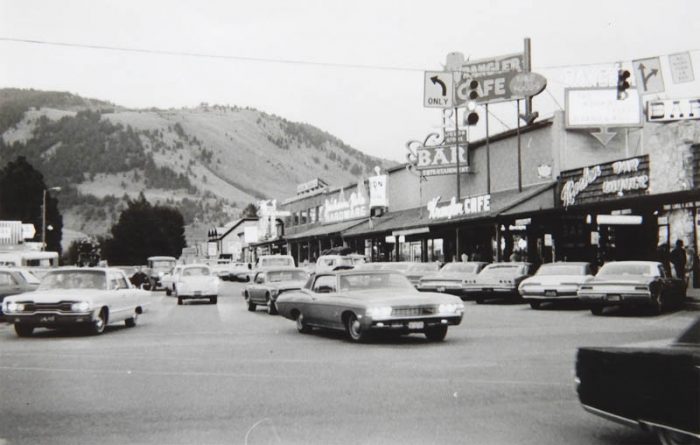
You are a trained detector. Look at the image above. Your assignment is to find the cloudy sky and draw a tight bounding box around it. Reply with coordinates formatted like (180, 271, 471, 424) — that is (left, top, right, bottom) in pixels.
(1, 0, 698, 162)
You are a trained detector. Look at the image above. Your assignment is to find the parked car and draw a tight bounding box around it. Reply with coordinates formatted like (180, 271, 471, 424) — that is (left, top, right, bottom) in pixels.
(576, 316, 700, 444)
(577, 261, 686, 315)
(2, 267, 149, 337)
(233, 263, 253, 282)
(518, 262, 594, 309)
(174, 264, 220, 305)
(243, 267, 309, 314)
(417, 262, 488, 297)
(315, 254, 365, 273)
(0, 267, 41, 317)
(403, 262, 442, 287)
(146, 256, 177, 290)
(244, 254, 297, 282)
(275, 269, 465, 342)
(462, 262, 534, 304)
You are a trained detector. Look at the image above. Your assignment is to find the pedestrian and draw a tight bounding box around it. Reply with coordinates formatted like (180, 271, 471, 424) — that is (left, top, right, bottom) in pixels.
(461, 253, 468, 263)
(656, 243, 672, 276)
(670, 239, 687, 280)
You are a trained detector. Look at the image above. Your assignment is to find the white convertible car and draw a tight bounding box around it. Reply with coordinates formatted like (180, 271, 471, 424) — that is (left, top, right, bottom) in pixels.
(2, 267, 150, 337)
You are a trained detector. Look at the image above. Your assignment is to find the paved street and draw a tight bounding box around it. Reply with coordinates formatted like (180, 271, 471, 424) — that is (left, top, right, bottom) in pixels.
(0, 281, 697, 445)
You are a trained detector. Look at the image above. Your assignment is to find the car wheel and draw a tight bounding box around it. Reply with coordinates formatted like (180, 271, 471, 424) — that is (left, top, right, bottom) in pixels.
(475, 298, 484, 304)
(590, 306, 603, 316)
(424, 325, 448, 342)
(247, 299, 256, 312)
(14, 324, 34, 337)
(165, 287, 172, 296)
(345, 313, 366, 342)
(529, 301, 541, 309)
(125, 313, 137, 328)
(296, 313, 311, 333)
(656, 427, 700, 445)
(88, 309, 107, 335)
(267, 299, 278, 315)
(210, 296, 218, 304)
(177, 297, 183, 305)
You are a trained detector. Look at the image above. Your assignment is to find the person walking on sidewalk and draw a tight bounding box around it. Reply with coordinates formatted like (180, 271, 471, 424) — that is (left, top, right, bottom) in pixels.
(670, 239, 687, 281)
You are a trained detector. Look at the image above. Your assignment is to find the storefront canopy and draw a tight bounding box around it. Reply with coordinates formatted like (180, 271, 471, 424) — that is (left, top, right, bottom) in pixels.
(343, 182, 556, 237)
(285, 218, 367, 241)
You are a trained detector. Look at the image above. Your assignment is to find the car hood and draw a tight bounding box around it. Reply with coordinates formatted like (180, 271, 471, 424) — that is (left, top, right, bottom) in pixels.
(521, 275, 590, 285)
(5, 288, 107, 303)
(347, 289, 462, 305)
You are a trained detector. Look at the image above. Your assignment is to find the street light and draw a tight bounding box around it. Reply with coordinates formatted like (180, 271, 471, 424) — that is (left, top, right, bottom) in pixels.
(42, 186, 61, 251)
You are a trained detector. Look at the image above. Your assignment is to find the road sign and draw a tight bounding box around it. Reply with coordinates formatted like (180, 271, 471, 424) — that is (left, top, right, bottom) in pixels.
(424, 72, 453, 108)
(668, 52, 694, 84)
(632, 57, 665, 95)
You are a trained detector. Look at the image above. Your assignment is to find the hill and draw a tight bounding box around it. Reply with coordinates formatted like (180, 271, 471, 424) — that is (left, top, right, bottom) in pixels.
(0, 88, 396, 238)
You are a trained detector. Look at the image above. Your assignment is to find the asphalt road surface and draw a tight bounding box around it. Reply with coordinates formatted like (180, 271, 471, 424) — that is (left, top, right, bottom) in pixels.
(0, 281, 696, 445)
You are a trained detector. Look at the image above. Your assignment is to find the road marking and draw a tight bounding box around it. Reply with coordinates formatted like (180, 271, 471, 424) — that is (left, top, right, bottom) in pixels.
(0, 365, 307, 379)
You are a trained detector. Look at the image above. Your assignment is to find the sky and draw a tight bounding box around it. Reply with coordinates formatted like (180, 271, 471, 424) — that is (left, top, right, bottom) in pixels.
(1, 0, 699, 163)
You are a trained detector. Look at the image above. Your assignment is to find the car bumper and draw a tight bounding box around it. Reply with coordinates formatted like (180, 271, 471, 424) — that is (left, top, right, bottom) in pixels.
(521, 290, 579, 301)
(178, 293, 216, 299)
(416, 284, 467, 297)
(578, 292, 651, 306)
(6, 311, 97, 327)
(363, 314, 463, 331)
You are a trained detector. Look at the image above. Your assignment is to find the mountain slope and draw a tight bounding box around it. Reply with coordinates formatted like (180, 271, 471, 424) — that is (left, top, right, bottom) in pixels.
(0, 89, 396, 237)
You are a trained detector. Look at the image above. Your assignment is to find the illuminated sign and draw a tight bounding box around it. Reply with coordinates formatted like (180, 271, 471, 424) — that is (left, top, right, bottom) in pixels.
(565, 88, 642, 129)
(322, 182, 369, 223)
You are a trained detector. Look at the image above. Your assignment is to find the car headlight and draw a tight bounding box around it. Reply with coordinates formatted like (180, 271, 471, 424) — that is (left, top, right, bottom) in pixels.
(438, 303, 464, 314)
(70, 301, 91, 312)
(5, 302, 25, 313)
(270, 289, 279, 297)
(366, 306, 392, 319)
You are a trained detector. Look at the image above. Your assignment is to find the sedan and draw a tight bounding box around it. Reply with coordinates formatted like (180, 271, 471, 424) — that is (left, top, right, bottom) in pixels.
(462, 262, 534, 304)
(243, 268, 308, 314)
(417, 262, 488, 297)
(518, 262, 594, 309)
(576, 317, 699, 443)
(2, 267, 149, 337)
(174, 264, 220, 305)
(404, 262, 442, 287)
(577, 261, 686, 315)
(275, 270, 464, 342)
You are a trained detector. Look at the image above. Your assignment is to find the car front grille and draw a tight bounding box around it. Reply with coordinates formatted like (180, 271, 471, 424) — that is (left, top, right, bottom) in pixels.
(23, 302, 75, 313)
(392, 306, 434, 317)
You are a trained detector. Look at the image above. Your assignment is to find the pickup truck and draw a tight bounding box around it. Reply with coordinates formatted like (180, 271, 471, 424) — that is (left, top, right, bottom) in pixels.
(575, 317, 700, 444)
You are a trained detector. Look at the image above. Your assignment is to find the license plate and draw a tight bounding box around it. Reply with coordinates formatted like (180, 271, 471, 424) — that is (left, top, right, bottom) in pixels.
(408, 321, 424, 330)
(606, 294, 621, 301)
(545, 290, 557, 297)
(194, 291, 202, 296)
(39, 315, 55, 323)
(436, 286, 446, 293)
(482, 288, 493, 292)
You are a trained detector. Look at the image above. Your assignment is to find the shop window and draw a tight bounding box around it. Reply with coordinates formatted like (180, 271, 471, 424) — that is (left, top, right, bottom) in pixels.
(427, 239, 444, 263)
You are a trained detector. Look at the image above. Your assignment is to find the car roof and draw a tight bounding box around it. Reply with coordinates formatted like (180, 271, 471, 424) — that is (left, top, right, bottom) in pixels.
(602, 261, 660, 266)
(257, 267, 305, 273)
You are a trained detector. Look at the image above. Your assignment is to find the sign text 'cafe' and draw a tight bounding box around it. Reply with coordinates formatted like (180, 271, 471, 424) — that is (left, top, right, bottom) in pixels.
(427, 194, 491, 220)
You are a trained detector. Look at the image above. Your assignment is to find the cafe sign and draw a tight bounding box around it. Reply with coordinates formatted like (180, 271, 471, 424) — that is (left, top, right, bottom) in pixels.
(427, 194, 491, 220)
(559, 156, 649, 207)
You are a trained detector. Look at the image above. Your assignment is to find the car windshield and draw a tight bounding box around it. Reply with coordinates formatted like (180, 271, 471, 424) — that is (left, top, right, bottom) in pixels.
(597, 263, 656, 277)
(536, 264, 586, 276)
(339, 272, 414, 292)
(151, 260, 175, 270)
(442, 263, 479, 273)
(183, 267, 210, 276)
(39, 270, 107, 290)
(268, 270, 307, 282)
(481, 265, 524, 276)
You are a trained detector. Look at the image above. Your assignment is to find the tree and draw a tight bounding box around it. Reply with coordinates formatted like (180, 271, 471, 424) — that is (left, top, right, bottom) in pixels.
(240, 202, 258, 218)
(0, 156, 62, 253)
(101, 193, 186, 265)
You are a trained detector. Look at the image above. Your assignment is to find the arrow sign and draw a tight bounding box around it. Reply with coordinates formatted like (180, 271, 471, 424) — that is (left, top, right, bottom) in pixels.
(430, 76, 447, 96)
(632, 57, 665, 95)
(589, 127, 617, 147)
(424, 71, 453, 108)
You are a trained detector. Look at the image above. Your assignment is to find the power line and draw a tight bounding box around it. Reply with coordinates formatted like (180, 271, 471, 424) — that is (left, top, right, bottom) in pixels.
(0, 37, 425, 73)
